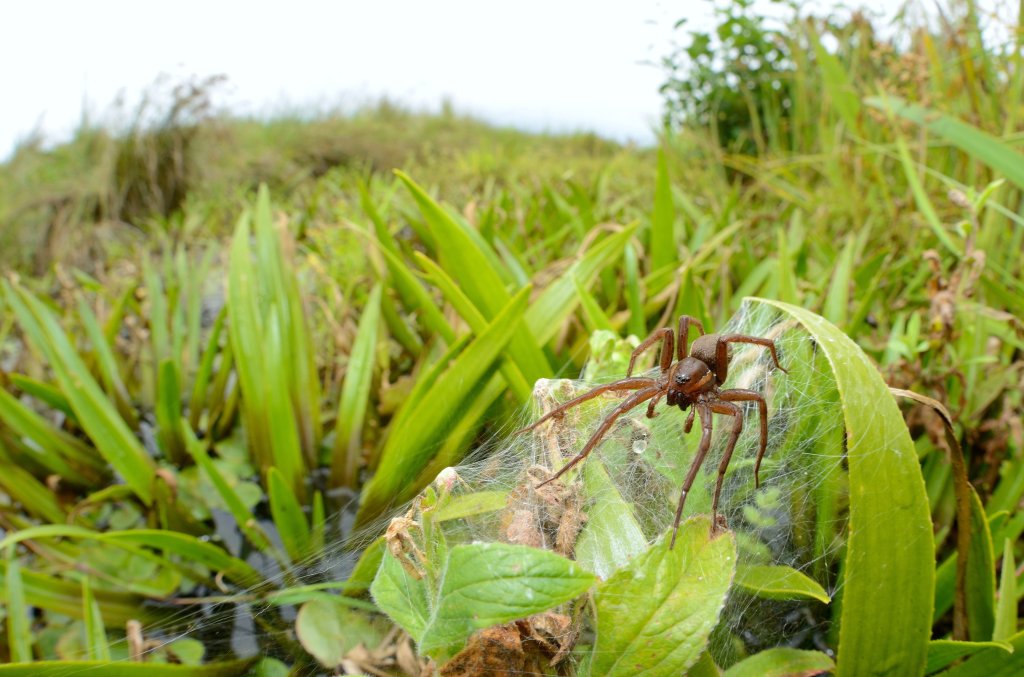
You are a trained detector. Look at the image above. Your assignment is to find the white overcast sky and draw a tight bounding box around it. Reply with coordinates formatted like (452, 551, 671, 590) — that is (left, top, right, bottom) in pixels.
(0, 1, 1006, 160)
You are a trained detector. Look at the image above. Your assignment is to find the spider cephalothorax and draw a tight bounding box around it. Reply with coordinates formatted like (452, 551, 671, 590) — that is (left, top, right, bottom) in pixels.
(519, 316, 786, 547)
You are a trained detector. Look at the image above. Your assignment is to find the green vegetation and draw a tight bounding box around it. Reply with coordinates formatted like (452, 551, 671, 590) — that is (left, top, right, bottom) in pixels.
(1, 2, 1022, 674)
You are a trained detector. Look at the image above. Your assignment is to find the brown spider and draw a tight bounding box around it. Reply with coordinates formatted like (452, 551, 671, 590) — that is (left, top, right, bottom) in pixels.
(519, 316, 786, 547)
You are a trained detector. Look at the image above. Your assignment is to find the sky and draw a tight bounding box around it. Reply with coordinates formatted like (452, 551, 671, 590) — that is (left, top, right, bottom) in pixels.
(0, 1, 1002, 160)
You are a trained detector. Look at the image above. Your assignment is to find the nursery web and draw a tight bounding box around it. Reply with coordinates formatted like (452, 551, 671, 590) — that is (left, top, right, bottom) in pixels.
(100, 302, 858, 672)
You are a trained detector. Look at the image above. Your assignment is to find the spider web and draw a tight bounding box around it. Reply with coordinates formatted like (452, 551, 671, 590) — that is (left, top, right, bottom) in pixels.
(86, 301, 851, 673)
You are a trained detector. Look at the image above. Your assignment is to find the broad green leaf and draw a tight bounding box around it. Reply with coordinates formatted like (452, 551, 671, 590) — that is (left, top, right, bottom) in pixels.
(0, 659, 256, 676)
(734, 564, 831, 604)
(722, 648, 836, 677)
(357, 285, 530, 525)
(418, 542, 596, 654)
(295, 598, 387, 668)
(267, 466, 311, 564)
(370, 549, 431, 642)
(592, 517, 736, 676)
(993, 538, 1017, 641)
(941, 630, 1024, 676)
(926, 639, 1013, 674)
(754, 298, 933, 676)
(866, 95, 1024, 191)
(332, 283, 382, 486)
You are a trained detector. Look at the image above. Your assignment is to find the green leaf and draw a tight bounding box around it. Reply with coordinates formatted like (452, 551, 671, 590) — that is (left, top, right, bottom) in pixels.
(295, 598, 387, 669)
(357, 285, 530, 526)
(332, 283, 382, 486)
(965, 487, 996, 641)
(0, 659, 256, 676)
(926, 639, 1014, 674)
(154, 358, 187, 464)
(940, 630, 1024, 676)
(82, 578, 111, 661)
(865, 95, 1024, 191)
(0, 561, 160, 626)
(418, 542, 595, 655)
(267, 466, 311, 564)
(0, 387, 102, 481)
(592, 517, 736, 676)
(4, 281, 156, 503)
(753, 298, 933, 677)
(734, 564, 831, 604)
(5, 546, 32, 663)
(994, 538, 1017, 641)
(370, 549, 431, 642)
(650, 147, 677, 271)
(722, 648, 836, 677)
(412, 252, 532, 401)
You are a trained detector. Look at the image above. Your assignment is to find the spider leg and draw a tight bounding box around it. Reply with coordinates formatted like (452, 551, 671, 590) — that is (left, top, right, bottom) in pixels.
(627, 327, 674, 377)
(670, 403, 713, 548)
(538, 387, 661, 486)
(721, 389, 768, 487)
(714, 334, 788, 383)
(516, 377, 657, 434)
(645, 391, 664, 419)
(677, 315, 705, 361)
(709, 401, 744, 528)
(683, 406, 696, 433)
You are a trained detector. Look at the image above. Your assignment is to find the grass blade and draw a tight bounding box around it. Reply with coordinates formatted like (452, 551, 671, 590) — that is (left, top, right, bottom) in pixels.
(754, 298, 933, 676)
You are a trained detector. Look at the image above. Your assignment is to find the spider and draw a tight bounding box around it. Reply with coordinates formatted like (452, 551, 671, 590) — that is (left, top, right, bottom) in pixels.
(519, 316, 786, 547)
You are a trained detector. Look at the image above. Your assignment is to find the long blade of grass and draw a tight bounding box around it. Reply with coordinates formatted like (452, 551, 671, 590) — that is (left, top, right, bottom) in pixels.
(82, 577, 111, 661)
(5, 546, 32, 663)
(333, 284, 383, 487)
(755, 298, 933, 676)
(267, 466, 311, 564)
(650, 147, 677, 271)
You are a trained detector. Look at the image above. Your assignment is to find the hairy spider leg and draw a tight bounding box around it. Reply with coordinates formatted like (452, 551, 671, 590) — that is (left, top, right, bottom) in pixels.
(646, 391, 665, 418)
(721, 389, 769, 487)
(683, 406, 696, 433)
(709, 401, 745, 523)
(537, 387, 661, 487)
(713, 334, 788, 383)
(671, 403, 714, 548)
(677, 315, 706, 360)
(516, 377, 657, 434)
(626, 327, 674, 377)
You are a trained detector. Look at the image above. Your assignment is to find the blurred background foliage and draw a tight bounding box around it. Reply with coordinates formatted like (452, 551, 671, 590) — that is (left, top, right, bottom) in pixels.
(0, 0, 1022, 673)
